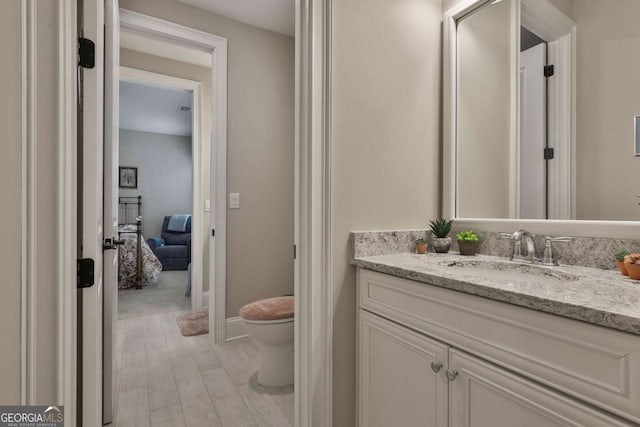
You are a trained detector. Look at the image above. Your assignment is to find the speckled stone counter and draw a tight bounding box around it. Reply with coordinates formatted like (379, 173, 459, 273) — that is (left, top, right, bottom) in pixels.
(353, 253, 640, 336)
(350, 229, 640, 270)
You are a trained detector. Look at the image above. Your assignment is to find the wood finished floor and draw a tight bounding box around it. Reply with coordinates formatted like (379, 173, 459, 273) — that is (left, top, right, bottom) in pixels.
(112, 311, 294, 427)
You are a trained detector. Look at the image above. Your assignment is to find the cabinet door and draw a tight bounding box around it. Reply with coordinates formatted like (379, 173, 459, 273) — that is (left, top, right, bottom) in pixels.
(449, 349, 632, 427)
(359, 310, 448, 427)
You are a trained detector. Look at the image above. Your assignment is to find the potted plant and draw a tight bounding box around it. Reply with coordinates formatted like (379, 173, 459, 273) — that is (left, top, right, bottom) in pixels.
(456, 231, 479, 256)
(616, 251, 630, 276)
(415, 238, 428, 255)
(429, 218, 453, 253)
(624, 253, 640, 280)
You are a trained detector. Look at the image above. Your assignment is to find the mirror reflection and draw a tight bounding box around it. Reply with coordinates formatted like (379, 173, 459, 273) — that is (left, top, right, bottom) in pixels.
(456, 0, 640, 221)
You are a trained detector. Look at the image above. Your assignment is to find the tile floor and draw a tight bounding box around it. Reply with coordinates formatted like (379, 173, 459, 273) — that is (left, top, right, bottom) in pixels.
(112, 311, 293, 426)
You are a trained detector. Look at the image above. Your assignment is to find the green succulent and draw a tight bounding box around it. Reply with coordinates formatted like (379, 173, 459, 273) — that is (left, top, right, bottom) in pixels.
(456, 230, 479, 242)
(429, 218, 453, 238)
(615, 251, 630, 262)
(416, 238, 428, 245)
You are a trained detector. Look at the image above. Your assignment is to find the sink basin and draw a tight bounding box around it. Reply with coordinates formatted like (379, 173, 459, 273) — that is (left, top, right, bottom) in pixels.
(441, 259, 580, 284)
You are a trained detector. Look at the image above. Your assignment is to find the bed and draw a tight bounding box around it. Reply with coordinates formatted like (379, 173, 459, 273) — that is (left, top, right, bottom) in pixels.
(118, 196, 162, 289)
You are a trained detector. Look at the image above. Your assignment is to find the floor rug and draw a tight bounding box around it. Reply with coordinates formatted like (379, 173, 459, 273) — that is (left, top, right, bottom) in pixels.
(176, 310, 209, 336)
(118, 270, 191, 320)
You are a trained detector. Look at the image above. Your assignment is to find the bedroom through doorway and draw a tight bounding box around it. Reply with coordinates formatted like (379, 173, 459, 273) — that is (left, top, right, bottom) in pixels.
(117, 74, 195, 320)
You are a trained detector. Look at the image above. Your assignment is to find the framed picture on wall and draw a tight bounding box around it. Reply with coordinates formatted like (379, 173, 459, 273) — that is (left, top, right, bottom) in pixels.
(119, 166, 138, 189)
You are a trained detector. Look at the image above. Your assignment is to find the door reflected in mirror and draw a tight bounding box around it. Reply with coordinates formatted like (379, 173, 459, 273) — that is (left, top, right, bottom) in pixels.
(455, 0, 640, 222)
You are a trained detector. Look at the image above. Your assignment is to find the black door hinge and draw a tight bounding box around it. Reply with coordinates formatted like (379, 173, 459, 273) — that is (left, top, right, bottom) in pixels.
(544, 147, 555, 160)
(77, 258, 95, 289)
(212, 229, 215, 237)
(544, 64, 555, 78)
(293, 244, 297, 260)
(78, 38, 95, 69)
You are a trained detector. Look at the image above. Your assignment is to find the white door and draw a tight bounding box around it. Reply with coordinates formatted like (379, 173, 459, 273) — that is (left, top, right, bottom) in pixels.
(448, 349, 630, 427)
(80, 0, 105, 425)
(359, 311, 448, 427)
(103, 0, 120, 423)
(519, 43, 547, 219)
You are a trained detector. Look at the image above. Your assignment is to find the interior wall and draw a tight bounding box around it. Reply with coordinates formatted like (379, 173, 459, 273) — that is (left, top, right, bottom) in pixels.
(456, 0, 513, 218)
(573, 0, 640, 221)
(331, 0, 443, 424)
(0, 0, 23, 404)
(119, 0, 295, 316)
(119, 129, 193, 238)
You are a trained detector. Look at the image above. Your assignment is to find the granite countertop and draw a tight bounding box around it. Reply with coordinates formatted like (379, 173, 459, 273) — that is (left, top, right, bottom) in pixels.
(353, 253, 640, 336)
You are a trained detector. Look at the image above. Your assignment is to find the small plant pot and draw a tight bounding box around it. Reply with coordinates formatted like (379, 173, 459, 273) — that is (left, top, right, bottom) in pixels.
(457, 241, 479, 256)
(617, 261, 629, 276)
(416, 243, 428, 255)
(625, 263, 640, 280)
(432, 237, 451, 254)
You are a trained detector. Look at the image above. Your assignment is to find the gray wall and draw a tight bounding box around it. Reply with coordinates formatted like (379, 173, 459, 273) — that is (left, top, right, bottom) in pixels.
(120, 0, 295, 315)
(332, 0, 443, 424)
(574, 0, 640, 220)
(119, 129, 193, 238)
(457, 0, 513, 218)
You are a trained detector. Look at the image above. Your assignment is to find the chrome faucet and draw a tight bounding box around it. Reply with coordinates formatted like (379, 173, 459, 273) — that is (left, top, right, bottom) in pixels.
(500, 230, 573, 265)
(500, 229, 537, 263)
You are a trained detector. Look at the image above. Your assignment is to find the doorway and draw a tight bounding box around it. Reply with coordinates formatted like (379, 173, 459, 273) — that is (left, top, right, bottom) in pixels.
(71, 1, 333, 425)
(116, 77, 195, 318)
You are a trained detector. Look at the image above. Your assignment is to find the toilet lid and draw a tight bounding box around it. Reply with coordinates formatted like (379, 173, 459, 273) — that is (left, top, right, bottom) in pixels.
(239, 296, 294, 321)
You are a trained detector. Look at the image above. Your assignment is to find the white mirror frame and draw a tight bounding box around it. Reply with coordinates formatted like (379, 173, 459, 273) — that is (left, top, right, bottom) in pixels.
(443, 0, 640, 239)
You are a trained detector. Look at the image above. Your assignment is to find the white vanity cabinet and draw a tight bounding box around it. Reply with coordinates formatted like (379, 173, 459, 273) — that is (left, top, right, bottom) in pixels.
(359, 310, 448, 427)
(357, 268, 640, 426)
(448, 349, 629, 427)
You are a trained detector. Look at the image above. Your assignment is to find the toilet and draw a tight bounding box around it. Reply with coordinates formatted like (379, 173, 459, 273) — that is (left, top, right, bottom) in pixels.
(239, 296, 294, 387)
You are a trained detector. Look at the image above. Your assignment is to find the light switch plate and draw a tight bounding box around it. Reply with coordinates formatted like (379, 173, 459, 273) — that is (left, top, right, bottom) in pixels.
(229, 193, 240, 209)
(204, 199, 211, 212)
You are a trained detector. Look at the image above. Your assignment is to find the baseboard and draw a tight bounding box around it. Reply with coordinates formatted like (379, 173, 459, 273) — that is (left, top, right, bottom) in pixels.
(225, 316, 248, 342)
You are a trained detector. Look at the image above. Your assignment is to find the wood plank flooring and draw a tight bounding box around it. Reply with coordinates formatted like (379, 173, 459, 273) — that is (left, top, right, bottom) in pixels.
(112, 311, 293, 427)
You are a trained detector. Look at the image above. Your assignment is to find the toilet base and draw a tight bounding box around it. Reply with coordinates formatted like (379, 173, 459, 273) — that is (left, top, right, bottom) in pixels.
(241, 319, 294, 388)
(257, 339, 294, 387)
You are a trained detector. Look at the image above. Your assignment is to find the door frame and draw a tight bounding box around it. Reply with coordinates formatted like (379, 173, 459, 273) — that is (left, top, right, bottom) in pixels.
(119, 8, 228, 340)
(295, 0, 333, 425)
(520, 0, 575, 220)
(118, 66, 204, 311)
(21, 0, 78, 422)
(54, 1, 334, 425)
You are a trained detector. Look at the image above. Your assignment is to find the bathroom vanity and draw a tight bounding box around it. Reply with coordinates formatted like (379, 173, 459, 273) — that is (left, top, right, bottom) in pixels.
(354, 253, 640, 426)
(353, 0, 640, 424)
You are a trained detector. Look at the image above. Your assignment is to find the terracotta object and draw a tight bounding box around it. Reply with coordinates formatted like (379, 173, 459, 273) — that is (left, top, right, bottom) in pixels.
(617, 261, 629, 276)
(416, 243, 428, 254)
(458, 241, 479, 256)
(625, 263, 640, 280)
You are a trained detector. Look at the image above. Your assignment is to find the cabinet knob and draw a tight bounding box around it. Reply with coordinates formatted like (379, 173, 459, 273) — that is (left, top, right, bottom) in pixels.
(446, 369, 459, 381)
(430, 361, 443, 373)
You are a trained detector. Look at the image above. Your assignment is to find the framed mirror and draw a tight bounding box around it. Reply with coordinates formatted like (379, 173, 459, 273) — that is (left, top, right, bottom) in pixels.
(443, 0, 640, 237)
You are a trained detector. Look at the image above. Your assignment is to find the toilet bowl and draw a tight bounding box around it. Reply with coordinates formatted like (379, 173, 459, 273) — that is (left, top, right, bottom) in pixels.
(239, 296, 294, 387)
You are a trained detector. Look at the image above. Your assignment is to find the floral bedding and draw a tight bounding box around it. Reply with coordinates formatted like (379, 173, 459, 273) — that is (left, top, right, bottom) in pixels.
(118, 225, 162, 289)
